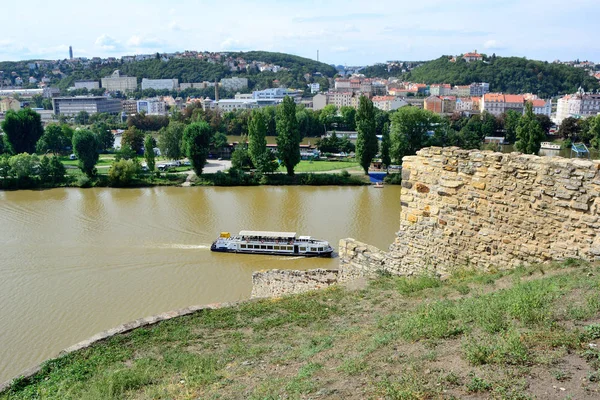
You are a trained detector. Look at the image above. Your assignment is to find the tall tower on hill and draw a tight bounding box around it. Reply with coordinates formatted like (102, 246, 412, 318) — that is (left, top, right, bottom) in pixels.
(69, 46, 73, 60)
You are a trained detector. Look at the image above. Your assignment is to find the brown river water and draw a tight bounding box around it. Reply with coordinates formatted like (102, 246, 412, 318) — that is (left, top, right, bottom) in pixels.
(0, 185, 401, 382)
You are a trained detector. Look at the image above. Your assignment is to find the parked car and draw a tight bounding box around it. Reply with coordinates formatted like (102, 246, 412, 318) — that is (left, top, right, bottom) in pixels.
(69, 154, 77, 160)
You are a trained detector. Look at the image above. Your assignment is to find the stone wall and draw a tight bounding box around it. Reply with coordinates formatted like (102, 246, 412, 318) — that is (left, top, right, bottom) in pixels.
(337, 238, 388, 280)
(386, 147, 600, 276)
(251, 269, 339, 298)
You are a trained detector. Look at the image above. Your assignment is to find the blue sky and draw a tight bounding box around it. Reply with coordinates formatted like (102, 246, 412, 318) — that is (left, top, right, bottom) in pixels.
(1, 0, 599, 65)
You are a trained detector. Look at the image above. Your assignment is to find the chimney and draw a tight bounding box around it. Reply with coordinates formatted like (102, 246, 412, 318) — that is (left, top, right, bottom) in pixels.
(215, 80, 219, 102)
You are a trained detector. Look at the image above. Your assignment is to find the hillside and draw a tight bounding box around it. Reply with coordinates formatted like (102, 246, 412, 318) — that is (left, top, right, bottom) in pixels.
(3, 260, 600, 399)
(366, 56, 599, 97)
(0, 51, 336, 92)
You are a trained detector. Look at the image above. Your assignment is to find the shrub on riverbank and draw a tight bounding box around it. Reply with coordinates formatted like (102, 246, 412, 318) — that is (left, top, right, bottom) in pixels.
(383, 173, 402, 185)
(195, 169, 368, 186)
(3, 260, 600, 399)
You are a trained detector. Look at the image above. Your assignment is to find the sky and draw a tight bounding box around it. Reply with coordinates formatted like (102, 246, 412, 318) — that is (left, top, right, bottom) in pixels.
(1, 0, 599, 66)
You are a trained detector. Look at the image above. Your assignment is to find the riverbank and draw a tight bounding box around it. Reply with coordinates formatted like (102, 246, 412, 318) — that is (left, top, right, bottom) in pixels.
(3, 260, 599, 399)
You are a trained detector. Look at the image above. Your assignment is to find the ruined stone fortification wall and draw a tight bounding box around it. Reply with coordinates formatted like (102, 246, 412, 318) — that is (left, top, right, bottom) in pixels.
(337, 238, 387, 280)
(251, 269, 339, 298)
(387, 147, 600, 276)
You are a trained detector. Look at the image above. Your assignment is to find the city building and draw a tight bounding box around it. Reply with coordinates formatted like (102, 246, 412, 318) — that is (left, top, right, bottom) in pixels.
(481, 93, 506, 116)
(454, 85, 471, 97)
(0, 97, 20, 113)
(327, 91, 353, 108)
(74, 80, 100, 90)
(137, 99, 167, 115)
(455, 97, 474, 112)
(312, 93, 327, 110)
(220, 77, 248, 92)
(52, 96, 123, 116)
(371, 96, 408, 111)
(122, 99, 138, 114)
(0, 88, 43, 98)
(42, 87, 61, 98)
(503, 94, 525, 114)
(101, 70, 138, 92)
(308, 83, 320, 94)
(429, 84, 452, 96)
(463, 51, 483, 62)
(424, 96, 442, 113)
(252, 88, 302, 102)
(555, 88, 600, 124)
(470, 83, 490, 97)
(141, 78, 179, 91)
(530, 99, 552, 117)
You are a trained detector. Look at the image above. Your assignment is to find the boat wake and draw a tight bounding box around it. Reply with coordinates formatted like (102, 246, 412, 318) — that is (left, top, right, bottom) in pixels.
(153, 244, 211, 250)
(275, 256, 306, 261)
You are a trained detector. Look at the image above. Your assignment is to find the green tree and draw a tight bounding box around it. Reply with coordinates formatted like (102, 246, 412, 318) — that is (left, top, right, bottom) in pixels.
(381, 122, 391, 169)
(9, 153, 39, 180)
(340, 106, 357, 130)
(558, 117, 581, 141)
(231, 144, 253, 169)
(211, 132, 228, 150)
(182, 121, 214, 175)
(108, 159, 140, 186)
(390, 107, 441, 164)
(1, 108, 44, 154)
(36, 124, 70, 155)
(158, 121, 185, 160)
(121, 126, 145, 154)
(49, 155, 66, 183)
(248, 110, 268, 168)
(275, 96, 301, 176)
(72, 129, 99, 177)
(38, 156, 51, 182)
(503, 110, 521, 143)
(93, 123, 115, 152)
(74, 110, 90, 125)
(515, 102, 545, 154)
(588, 115, 600, 150)
(144, 134, 156, 172)
(355, 96, 379, 174)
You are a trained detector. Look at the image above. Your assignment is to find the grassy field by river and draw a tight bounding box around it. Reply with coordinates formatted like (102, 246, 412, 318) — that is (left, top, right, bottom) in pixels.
(3, 260, 600, 399)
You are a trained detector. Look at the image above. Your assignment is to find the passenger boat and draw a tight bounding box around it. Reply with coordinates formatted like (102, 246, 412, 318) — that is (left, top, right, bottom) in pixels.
(210, 231, 334, 257)
(540, 142, 561, 150)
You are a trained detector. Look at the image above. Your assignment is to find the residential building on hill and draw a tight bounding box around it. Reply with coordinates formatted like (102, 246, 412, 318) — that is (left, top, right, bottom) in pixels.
(137, 99, 167, 115)
(312, 93, 327, 110)
(220, 77, 248, 92)
(530, 99, 552, 117)
(74, 80, 100, 90)
(0, 97, 20, 113)
(470, 82, 490, 97)
(429, 84, 452, 96)
(328, 91, 353, 108)
(371, 96, 407, 111)
(424, 96, 442, 113)
(101, 70, 137, 92)
(141, 78, 179, 91)
(481, 93, 505, 116)
(555, 88, 600, 124)
(463, 51, 483, 62)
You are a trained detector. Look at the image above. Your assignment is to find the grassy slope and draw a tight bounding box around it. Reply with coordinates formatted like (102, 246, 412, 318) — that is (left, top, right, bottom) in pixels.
(277, 161, 360, 173)
(3, 261, 600, 399)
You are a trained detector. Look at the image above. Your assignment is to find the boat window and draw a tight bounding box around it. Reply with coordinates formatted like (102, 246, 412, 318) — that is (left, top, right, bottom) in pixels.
(267, 245, 273, 250)
(274, 246, 280, 250)
(318, 247, 324, 251)
(287, 246, 293, 251)
(300, 247, 306, 251)
(241, 244, 246, 249)
(261, 245, 267, 250)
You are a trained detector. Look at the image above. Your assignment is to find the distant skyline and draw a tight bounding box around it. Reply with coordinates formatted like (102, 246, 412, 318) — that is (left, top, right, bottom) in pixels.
(1, 0, 599, 65)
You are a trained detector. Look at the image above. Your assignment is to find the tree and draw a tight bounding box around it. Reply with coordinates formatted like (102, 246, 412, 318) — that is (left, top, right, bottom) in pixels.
(381, 122, 391, 169)
(231, 143, 253, 169)
(121, 126, 145, 154)
(515, 102, 545, 154)
(211, 132, 228, 150)
(158, 121, 185, 160)
(503, 110, 521, 143)
(1, 108, 44, 154)
(38, 156, 51, 182)
(144, 134, 156, 172)
(340, 106, 357, 130)
(355, 96, 379, 174)
(108, 159, 140, 186)
(36, 124, 70, 154)
(588, 115, 600, 150)
(558, 117, 581, 141)
(390, 107, 441, 164)
(8, 153, 39, 181)
(72, 129, 99, 177)
(248, 110, 268, 168)
(49, 155, 66, 183)
(276, 96, 301, 176)
(74, 110, 90, 125)
(182, 121, 214, 175)
(93, 123, 115, 152)
(535, 114, 552, 134)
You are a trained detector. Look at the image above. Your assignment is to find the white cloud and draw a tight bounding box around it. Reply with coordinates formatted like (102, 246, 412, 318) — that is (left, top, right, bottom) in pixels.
(168, 21, 185, 32)
(127, 35, 163, 48)
(484, 39, 504, 50)
(220, 38, 247, 51)
(95, 34, 121, 51)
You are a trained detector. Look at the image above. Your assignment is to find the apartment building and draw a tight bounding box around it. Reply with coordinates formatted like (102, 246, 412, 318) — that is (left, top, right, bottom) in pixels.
(327, 91, 353, 108)
(470, 83, 490, 97)
(141, 78, 179, 91)
(74, 80, 100, 90)
(371, 96, 407, 111)
(101, 70, 137, 92)
(220, 77, 248, 91)
(137, 99, 167, 115)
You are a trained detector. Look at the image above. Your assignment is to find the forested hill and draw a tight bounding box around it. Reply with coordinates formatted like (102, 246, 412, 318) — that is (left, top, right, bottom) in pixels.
(1, 51, 336, 92)
(369, 56, 599, 97)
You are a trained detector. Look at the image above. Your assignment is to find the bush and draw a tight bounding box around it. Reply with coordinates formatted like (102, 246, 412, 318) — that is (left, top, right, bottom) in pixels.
(108, 159, 141, 186)
(383, 173, 402, 185)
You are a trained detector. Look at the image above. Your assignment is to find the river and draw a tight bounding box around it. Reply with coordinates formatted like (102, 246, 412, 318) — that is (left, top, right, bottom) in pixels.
(0, 185, 401, 382)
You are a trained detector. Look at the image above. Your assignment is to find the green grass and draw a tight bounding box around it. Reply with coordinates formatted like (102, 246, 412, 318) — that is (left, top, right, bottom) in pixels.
(3, 260, 600, 399)
(277, 160, 359, 173)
